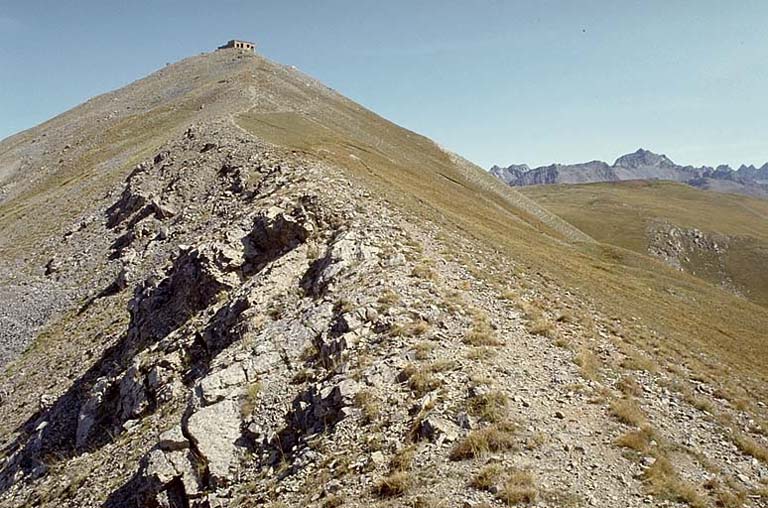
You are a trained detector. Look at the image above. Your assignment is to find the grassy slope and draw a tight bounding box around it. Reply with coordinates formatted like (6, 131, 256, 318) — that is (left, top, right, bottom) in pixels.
(520, 180, 768, 306)
(236, 71, 768, 405)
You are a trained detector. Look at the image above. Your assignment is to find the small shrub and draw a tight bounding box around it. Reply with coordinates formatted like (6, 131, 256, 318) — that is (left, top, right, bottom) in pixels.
(497, 468, 537, 505)
(373, 471, 410, 498)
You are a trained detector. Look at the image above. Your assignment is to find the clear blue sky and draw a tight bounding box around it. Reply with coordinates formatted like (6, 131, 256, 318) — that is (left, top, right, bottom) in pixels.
(1, 1, 767, 168)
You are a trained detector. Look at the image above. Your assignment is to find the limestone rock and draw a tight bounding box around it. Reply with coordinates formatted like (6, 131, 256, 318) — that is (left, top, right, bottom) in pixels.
(418, 416, 459, 443)
(185, 399, 241, 486)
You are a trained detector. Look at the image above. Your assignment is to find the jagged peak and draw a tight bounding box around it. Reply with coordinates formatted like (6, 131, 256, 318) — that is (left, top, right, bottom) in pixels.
(613, 148, 676, 168)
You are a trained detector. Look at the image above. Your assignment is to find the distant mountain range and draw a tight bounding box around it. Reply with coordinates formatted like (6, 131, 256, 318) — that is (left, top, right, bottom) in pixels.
(490, 148, 768, 198)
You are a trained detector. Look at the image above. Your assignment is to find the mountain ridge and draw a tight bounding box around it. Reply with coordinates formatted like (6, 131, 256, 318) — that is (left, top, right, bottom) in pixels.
(491, 148, 768, 198)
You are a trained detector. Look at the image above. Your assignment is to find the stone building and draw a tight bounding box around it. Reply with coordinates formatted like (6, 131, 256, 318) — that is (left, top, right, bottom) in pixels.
(218, 39, 255, 51)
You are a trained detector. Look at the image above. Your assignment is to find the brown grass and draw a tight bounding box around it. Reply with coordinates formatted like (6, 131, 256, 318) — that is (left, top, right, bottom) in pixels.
(469, 464, 503, 491)
(610, 398, 647, 427)
(389, 445, 416, 472)
(468, 391, 509, 423)
(643, 455, 705, 507)
(373, 471, 410, 498)
(464, 317, 503, 346)
(732, 431, 768, 463)
(615, 427, 653, 452)
(354, 390, 380, 424)
(450, 422, 517, 460)
(497, 468, 538, 505)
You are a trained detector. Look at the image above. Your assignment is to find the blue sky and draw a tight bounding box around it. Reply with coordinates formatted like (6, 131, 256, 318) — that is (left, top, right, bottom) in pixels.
(1, 1, 767, 168)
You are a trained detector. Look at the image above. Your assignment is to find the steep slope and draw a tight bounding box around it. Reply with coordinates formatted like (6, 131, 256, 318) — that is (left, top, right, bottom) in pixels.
(492, 148, 768, 198)
(0, 49, 767, 508)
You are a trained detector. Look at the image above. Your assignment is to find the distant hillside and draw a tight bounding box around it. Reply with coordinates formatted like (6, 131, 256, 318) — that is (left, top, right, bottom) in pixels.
(521, 180, 768, 307)
(491, 148, 768, 198)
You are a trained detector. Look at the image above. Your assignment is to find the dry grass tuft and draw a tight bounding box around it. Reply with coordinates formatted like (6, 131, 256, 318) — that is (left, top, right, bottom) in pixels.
(610, 398, 647, 427)
(373, 471, 410, 498)
(615, 426, 653, 452)
(526, 317, 556, 338)
(389, 445, 417, 472)
(497, 468, 538, 505)
(616, 375, 643, 397)
(732, 431, 768, 463)
(450, 422, 517, 460)
(464, 317, 503, 346)
(643, 455, 706, 507)
(468, 391, 509, 423)
(354, 390, 380, 424)
(469, 464, 503, 491)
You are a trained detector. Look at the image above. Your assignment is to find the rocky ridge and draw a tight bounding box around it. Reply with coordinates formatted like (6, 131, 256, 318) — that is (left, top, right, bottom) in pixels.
(0, 50, 766, 508)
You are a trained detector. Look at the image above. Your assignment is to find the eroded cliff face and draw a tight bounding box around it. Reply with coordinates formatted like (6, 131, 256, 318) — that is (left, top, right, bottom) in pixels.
(647, 221, 742, 296)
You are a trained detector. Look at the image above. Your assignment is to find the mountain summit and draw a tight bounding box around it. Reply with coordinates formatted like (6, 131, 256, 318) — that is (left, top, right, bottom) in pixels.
(1, 47, 767, 508)
(613, 148, 676, 169)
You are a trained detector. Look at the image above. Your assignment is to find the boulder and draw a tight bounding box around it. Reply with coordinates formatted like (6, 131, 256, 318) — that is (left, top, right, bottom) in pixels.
(418, 416, 459, 443)
(185, 399, 241, 486)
